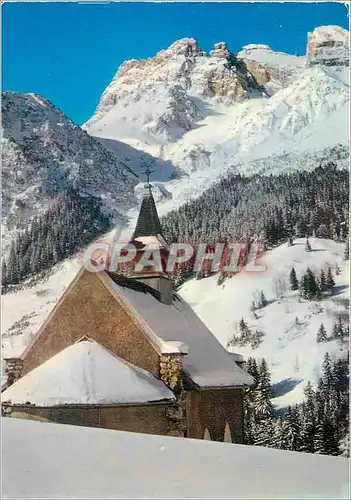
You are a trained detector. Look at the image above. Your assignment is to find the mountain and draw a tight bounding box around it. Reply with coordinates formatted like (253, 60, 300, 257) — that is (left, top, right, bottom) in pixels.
(84, 38, 266, 144)
(85, 26, 349, 185)
(1, 92, 138, 247)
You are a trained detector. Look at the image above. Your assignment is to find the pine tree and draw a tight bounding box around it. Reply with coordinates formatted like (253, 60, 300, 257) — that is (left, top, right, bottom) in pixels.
(314, 418, 340, 456)
(253, 417, 274, 447)
(300, 273, 309, 300)
(250, 330, 264, 350)
(316, 323, 328, 343)
(284, 406, 301, 451)
(332, 317, 345, 342)
(344, 239, 349, 261)
(305, 237, 312, 252)
(271, 418, 287, 449)
(238, 317, 251, 346)
(319, 269, 327, 293)
(259, 290, 268, 308)
(326, 267, 335, 292)
(252, 390, 274, 421)
(246, 357, 259, 388)
(301, 268, 319, 300)
(258, 358, 272, 398)
(289, 267, 299, 291)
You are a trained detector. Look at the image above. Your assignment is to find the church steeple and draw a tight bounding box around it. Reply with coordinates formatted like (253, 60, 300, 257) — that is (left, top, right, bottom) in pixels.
(132, 184, 165, 241)
(133, 164, 166, 242)
(126, 166, 172, 305)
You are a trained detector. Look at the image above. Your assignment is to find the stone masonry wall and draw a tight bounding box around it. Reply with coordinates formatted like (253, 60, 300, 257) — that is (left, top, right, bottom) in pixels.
(22, 270, 160, 377)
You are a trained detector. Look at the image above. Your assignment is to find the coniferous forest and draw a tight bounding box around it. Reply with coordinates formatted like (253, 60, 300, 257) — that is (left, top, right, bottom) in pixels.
(2, 189, 110, 289)
(244, 354, 349, 456)
(162, 164, 348, 247)
(161, 164, 348, 286)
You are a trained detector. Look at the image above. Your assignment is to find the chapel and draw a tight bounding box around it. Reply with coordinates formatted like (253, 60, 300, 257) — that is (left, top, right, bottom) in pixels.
(2, 183, 253, 442)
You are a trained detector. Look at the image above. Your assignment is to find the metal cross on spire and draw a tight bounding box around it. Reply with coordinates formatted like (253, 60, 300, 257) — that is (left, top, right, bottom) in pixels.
(140, 164, 154, 186)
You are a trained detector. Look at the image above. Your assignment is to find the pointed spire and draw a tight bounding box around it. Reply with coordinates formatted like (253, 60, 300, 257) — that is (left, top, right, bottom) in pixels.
(132, 184, 165, 240)
(132, 164, 165, 241)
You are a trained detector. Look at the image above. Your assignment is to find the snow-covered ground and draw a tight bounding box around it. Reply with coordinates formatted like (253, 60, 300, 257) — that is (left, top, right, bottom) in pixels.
(179, 238, 349, 408)
(2, 418, 349, 499)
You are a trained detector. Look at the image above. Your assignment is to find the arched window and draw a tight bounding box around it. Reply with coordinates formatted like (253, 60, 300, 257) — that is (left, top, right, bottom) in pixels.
(224, 421, 232, 443)
(203, 427, 212, 440)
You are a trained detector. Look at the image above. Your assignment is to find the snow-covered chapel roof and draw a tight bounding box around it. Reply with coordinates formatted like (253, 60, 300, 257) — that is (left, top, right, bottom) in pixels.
(2, 339, 175, 406)
(100, 272, 254, 389)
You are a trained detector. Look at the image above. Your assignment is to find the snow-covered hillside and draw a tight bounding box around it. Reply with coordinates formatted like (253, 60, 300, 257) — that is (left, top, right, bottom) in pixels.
(179, 238, 349, 408)
(3, 418, 349, 499)
(2, 92, 138, 247)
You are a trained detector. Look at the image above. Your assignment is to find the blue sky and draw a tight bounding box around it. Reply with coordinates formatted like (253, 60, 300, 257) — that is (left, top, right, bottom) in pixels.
(2, 1, 349, 125)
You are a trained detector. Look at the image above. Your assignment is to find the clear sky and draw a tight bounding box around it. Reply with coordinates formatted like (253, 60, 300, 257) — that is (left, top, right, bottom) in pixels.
(2, 1, 349, 125)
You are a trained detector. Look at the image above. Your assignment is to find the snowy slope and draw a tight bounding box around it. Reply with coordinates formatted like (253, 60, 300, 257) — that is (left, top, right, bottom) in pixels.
(2, 418, 349, 499)
(179, 238, 349, 409)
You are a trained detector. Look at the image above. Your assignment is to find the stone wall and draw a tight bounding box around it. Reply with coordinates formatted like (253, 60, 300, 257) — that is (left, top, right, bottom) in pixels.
(3, 403, 170, 436)
(22, 270, 160, 377)
(185, 388, 245, 443)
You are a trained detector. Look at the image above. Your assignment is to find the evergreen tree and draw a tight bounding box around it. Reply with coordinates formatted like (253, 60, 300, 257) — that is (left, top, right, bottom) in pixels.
(259, 290, 268, 308)
(332, 317, 346, 342)
(258, 358, 272, 397)
(314, 418, 340, 455)
(300, 274, 309, 300)
(344, 239, 349, 261)
(250, 330, 264, 350)
(306, 268, 319, 300)
(319, 269, 327, 293)
(316, 323, 328, 343)
(284, 406, 302, 451)
(305, 237, 312, 252)
(289, 267, 299, 291)
(326, 267, 335, 292)
(253, 417, 274, 447)
(246, 357, 259, 388)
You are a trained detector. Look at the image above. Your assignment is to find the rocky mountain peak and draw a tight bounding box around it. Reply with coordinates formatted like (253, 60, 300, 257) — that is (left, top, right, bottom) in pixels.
(157, 37, 201, 58)
(85, 38, 265, 142)
(306, 25, 349, 67)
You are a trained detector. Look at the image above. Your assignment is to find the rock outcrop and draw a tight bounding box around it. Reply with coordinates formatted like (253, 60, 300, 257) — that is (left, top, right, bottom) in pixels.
(237, 44, 306, 94)
(306, 26, 349, 67)
(85, 38, 265, 142)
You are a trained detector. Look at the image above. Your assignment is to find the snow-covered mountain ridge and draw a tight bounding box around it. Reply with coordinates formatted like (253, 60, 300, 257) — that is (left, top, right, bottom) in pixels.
(85, 25, 349, 182)
(2, 92, 138, 248)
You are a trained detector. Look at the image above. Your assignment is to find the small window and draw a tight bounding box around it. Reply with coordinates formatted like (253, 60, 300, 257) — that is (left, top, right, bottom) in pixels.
(224, 421, 232, 443)
(203, 427, 212, 440)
